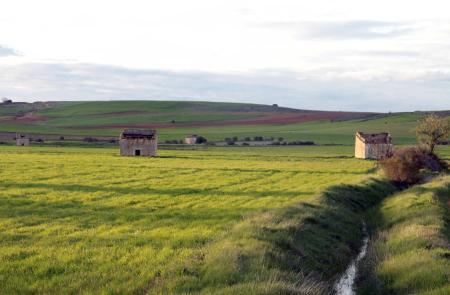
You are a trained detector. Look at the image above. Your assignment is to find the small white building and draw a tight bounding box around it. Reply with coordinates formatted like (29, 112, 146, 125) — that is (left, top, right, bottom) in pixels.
(355, 132, 393, 160)
(16, 133, 30, 146)
(185, 135, 199, 145)
(119, 129, 157, 156)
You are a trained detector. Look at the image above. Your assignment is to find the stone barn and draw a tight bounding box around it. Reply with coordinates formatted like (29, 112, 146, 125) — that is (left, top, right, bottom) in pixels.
(355, 132, 393, 159)
(16, 133, 30, 146)
(119, 129, 157, 157)
(185, 135, 198, 144)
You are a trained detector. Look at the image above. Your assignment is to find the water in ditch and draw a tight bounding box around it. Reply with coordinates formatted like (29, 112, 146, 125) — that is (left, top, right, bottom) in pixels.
(334, 223, 368, 295)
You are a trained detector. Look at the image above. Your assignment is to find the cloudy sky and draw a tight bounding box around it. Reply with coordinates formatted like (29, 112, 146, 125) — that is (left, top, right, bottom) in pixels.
(1, 0, 449, 111)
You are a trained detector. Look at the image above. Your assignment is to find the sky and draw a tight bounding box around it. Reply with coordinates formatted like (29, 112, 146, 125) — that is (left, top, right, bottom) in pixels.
(1, 0, 450, 112)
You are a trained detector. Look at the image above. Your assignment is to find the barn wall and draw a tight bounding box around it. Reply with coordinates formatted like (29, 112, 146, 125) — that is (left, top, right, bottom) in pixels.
(185, 137, 197, 144)
(365, 143, 393, 160)
(119, 138, 158, 156)
(16, 138, 30, 146)
(354, 137, 366, 158)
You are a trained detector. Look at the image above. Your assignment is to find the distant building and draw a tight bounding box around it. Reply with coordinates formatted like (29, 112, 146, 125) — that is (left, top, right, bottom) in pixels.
(185, 135, 199, 144)
(355, 132, 393, 160)
(119, 129, 157, 156)
(1, 97, 12, 104)
(185, 134, 207, 144)
(16, 133, 30, 146)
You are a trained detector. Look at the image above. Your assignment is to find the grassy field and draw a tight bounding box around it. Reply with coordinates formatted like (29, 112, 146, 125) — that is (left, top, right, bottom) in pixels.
(358, 175, 450, 294)
(2, 100, 444, 144)
(0, 145, 402, 294)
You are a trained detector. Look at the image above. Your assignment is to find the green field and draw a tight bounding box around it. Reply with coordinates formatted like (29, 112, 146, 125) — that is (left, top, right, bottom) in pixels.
(1, 101, 449, 293)
(1, 100, 445, 144)
(0, 145, 396, 294)
(358, 175, 450, 294)
(1, 144, 450, 294)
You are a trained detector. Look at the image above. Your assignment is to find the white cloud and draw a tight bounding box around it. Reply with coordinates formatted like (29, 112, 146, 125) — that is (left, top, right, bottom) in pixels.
(0, 45, 19, 57)
(0, 0, 449, 110)
(1, 62, 449, 112)
(264, 21, 417, 40)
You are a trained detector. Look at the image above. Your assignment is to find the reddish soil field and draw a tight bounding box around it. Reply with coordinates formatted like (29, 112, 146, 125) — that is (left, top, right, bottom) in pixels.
(74, 111, 374, 129)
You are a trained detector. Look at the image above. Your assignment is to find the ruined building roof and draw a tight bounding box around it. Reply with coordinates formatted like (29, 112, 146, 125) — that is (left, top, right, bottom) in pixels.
(356, 132, 391, 144)
(120, 129, 157, 139)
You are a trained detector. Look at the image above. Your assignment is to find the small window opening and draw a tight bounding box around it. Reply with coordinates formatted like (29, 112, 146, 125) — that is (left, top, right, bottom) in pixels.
(135, 149, 141, 156)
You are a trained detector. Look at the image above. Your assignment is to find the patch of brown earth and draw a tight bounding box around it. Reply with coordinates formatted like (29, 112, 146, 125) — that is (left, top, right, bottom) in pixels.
(70, 111, 373, 129)
(12, 112, 48, 123)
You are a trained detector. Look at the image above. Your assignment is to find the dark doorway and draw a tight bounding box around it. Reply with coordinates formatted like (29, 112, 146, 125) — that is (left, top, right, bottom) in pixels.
(135, 149, 141, 156)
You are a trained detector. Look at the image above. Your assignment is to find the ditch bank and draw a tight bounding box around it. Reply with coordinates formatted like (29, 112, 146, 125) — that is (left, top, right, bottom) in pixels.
(144, 179, 398, 294)
(355, 175, 450, 294)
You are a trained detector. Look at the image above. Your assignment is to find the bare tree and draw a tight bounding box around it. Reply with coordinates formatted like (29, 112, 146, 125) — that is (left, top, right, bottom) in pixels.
(415, 114, 449, 153)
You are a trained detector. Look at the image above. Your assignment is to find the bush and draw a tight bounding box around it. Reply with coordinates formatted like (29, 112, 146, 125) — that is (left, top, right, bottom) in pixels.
(287, 140, 315, 146)
(195, 136, 207, 144)
(165, 139, 181, 144)
(380, 146, 447, 185)
(83, 137, 98, 143)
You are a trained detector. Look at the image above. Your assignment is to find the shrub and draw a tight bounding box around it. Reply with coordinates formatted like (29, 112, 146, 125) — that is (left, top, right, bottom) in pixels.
(380, 146, 446, 185)
(83, 137, 98, 143)
(59, 136, 65, 141)
(195, 136, 207, 144)
(166, 139, 181, 144)
(287, 140, 315, 146)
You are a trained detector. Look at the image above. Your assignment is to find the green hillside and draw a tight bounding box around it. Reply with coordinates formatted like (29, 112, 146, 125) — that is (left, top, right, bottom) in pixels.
(0, 100, 447, 144)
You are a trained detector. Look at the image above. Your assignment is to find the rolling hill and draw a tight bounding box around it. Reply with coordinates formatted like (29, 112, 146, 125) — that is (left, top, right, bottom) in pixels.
(0, 100, 447, 144)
